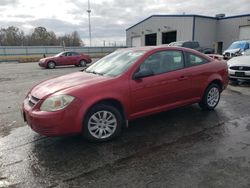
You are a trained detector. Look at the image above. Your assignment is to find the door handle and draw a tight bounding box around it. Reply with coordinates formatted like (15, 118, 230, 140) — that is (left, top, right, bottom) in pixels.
(178, 75, 189, 81)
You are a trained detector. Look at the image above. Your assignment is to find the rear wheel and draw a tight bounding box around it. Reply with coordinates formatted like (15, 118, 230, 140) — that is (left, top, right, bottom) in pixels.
(47, 61, 56, 69)
(199, 83, 220, 110)
(79, 60, 87, 67)
(83, 104, 123, 142)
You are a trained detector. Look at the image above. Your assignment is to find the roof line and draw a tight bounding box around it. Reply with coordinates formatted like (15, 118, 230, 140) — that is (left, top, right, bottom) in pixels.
(219, 13, 250, 20)
(126, 14, 250, 31)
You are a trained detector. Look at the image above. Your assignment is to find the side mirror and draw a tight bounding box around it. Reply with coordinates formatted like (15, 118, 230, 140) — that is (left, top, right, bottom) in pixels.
(133, 68, 154, 80)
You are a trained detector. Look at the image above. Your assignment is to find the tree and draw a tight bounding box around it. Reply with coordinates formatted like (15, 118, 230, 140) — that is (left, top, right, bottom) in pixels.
(31, 27, 50, 46)
(71, 31, 82, 46)
(48, 31, 57, 46)
(0, 26, 24, 46)
(0, 26, 84, 46)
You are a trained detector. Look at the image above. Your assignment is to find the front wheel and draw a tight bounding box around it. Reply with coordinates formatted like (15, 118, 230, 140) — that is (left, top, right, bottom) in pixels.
(199, 84, 221, 110)
(47, 61, 56, 69)
(83, 104, 123, 142)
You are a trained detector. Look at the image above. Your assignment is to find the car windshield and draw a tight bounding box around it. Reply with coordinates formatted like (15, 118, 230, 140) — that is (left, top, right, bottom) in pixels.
(228, 41, 247, 50)
(85, 50, 146, 77)
(54, 52, 65, 57)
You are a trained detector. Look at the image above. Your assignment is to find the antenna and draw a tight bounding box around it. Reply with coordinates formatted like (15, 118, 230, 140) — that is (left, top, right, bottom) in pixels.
(87, 0, 92, 46)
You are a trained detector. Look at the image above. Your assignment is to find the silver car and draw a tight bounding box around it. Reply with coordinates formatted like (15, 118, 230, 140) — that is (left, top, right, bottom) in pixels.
(227, 49, 250, 83)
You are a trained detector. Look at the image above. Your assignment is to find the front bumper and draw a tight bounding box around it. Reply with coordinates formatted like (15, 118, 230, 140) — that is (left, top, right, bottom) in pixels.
(22, 97, 83, 136)
(38, 61, 46, 67)
(228, 69, 250, 80)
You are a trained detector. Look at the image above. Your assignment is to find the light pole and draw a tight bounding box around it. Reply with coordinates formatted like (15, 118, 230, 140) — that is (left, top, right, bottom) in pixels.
(87, 0, 92, 47)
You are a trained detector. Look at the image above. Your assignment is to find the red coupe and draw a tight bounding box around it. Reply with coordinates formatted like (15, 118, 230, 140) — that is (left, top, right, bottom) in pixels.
(22, 46, 228, 141)
(38, 51, 92, 69)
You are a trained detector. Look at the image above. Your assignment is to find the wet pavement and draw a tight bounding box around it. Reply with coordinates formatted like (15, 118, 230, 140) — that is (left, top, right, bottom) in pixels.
(0, 63, 250, 188)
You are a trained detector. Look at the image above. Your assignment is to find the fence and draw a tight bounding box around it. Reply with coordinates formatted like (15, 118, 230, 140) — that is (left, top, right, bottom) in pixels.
(0, 46, 126, 62)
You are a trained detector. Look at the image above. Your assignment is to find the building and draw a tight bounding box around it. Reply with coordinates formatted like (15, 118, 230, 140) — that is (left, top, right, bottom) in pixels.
(126, 14, 250, 54)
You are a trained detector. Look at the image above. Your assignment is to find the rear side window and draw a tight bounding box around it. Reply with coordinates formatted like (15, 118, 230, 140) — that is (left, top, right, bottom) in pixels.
(139, 50, 184, 75)
(185, 52, 209, 67)
(71, 52, 80, 56)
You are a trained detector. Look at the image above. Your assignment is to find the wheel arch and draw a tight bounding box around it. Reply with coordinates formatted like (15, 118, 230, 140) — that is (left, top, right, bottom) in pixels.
(47, 60, 56, 67)
(200, 77, 223, 102)
(208, 79, 223, 92)
(83, 98, 127, 128)
(79, 59, 88, 65)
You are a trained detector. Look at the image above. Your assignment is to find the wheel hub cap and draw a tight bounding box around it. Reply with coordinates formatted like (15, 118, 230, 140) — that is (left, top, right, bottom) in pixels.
(207, 87, 219, 107)
(88, 111, 117, 139)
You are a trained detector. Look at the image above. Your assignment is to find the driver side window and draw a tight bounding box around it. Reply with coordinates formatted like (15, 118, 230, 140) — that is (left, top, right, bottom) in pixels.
(139, 50, 184, 76)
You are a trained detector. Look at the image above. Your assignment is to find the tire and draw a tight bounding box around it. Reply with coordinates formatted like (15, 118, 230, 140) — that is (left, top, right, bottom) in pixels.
(83, 104, 123, 142)
(79, 60, 87, 67)
(47, 61, 56, 69)
(199, 83, 221, 110)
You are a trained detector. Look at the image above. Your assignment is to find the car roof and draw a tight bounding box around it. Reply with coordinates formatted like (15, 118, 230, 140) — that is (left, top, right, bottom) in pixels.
(62, 51, 79, 53)
(118, 46, 193, 52)
(117, 46, 214, 61)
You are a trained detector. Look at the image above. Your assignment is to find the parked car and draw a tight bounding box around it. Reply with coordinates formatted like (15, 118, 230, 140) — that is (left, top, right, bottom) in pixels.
(227, 49, 250, 84)
(22, 46, 228, 141)
(223, 40, 250, 59)
(38, 51, 92, 69)
(207, 54, 224, 61)
(168, 41, 215, 54)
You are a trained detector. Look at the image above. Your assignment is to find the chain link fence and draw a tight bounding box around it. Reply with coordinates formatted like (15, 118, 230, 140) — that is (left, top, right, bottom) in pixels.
(0, 46, 126, 62)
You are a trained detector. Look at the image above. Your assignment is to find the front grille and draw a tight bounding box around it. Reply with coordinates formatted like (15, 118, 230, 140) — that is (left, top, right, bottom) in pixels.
(230, 66, 250, 71)
(28, 94, 40, 107)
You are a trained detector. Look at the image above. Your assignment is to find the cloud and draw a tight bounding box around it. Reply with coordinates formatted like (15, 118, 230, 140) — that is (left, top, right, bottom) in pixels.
(0, 0, 250, 45)
(0, 0, 19, 6)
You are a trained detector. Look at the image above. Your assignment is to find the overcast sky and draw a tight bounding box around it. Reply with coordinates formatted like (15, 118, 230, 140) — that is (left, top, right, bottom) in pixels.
(0, 0, 249, 46)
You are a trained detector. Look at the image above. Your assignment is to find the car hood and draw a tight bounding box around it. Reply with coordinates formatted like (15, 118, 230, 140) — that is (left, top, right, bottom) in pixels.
(223, 48, 241, 55)
(227, 56, 250, 67)
(31, 72, 111, 99)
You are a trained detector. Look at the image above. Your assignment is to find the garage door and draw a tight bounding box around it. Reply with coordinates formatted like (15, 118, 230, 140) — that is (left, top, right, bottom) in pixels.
(239, 26, 250, 40)
(132, 37, 141, 47)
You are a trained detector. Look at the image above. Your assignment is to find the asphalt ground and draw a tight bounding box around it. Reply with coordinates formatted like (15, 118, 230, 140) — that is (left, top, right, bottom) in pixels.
(0, 62, 250, 188)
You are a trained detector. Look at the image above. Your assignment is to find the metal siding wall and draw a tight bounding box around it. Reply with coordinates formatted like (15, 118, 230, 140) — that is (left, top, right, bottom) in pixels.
(126, 16, 193, 46)
(194, 17, 217, 48)
(217, 16, 250, 51)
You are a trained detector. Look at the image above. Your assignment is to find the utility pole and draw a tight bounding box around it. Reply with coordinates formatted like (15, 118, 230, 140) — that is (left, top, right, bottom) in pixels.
(87, 0, 92, 47)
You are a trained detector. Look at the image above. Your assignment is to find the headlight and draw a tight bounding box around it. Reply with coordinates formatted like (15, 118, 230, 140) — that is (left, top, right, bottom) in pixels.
(40, 95, 75, 112)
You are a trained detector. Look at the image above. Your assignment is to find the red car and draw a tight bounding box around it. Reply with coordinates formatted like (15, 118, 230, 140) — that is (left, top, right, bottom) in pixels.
(22, 46, 228, 141)
(38, 51, 92, 69)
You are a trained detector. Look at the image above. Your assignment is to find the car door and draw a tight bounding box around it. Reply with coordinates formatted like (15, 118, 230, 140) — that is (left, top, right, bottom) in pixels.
(58, 52, 68, 65)
(70, 52, 80, 65)
(129, 50, 192, 117)
(64, 52, 75, 65)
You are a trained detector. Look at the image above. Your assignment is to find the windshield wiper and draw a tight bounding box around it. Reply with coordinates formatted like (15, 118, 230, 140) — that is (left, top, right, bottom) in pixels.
(84, 70, 103, 75)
